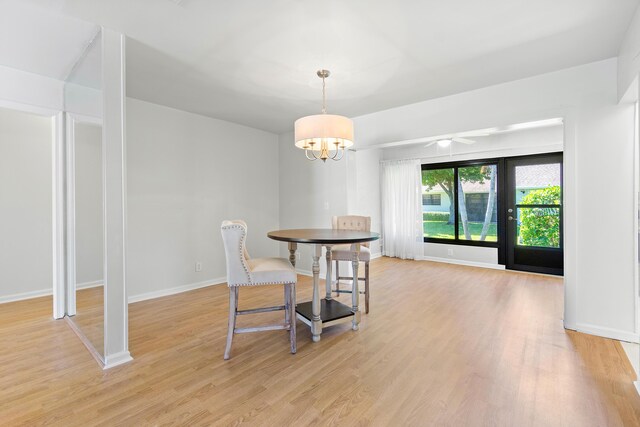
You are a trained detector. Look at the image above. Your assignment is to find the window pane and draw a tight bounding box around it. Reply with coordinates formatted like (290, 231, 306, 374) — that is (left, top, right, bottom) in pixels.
(457, 164, 498, 242)
(422, 168, 454, 239)
(515, 163, 561, 205)
(516, 207, 560, 247)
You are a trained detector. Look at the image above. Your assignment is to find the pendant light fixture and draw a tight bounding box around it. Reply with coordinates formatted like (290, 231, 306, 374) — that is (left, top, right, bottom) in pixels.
(294, 69, 354, 162)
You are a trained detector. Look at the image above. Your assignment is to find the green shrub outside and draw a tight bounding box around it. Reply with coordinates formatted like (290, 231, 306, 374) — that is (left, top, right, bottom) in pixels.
(423, 211, 449, 221)
(518, 186, 561, 247)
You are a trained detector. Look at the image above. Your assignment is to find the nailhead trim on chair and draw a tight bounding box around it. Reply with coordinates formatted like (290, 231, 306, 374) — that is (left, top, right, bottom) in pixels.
(221, 223, 253, 287)
(222, 223, 296, 287)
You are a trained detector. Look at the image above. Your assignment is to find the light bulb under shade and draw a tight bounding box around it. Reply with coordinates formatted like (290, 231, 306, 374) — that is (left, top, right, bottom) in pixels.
(294, 114, 354, 151)
(437, 139, 452, 147)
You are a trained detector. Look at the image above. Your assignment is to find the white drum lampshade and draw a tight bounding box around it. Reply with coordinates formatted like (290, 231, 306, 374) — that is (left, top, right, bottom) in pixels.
(294, 69, 354, 162)
(294, 114, 354, 150)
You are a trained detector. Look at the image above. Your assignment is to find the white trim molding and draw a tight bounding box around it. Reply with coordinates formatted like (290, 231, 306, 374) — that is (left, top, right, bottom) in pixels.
(421, 256, 506, 271)
(77, 280, 104, 290)
(296, 269, 313, 277)
(103, 351, 133, 370)
(575, 323, 640, 343)
(0, 289, 53, 305)
(128, 278, 226, 304)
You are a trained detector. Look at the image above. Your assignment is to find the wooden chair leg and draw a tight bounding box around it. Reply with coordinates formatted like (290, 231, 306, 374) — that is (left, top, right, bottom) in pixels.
(284, 283, 291, 328)
(365, 261, 370, 314)
(335, 260, 340, 296)
(289, 284, 296, 354)
(224, 287, 237, 360)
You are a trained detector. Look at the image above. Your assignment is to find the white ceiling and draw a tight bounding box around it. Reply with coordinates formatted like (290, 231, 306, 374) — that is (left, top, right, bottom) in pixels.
(0, 2, 98, 82)
(11, 0, 640, 133)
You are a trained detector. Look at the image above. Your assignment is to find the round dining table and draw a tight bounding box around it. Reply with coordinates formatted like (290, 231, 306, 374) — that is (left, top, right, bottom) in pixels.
(267, 229, 380, 342)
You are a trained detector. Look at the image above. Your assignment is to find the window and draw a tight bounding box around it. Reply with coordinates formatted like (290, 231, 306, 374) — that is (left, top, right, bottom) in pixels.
(422, 194, 441, 206)
(422, 161, 499, 246)
(422, 168, 455, 239)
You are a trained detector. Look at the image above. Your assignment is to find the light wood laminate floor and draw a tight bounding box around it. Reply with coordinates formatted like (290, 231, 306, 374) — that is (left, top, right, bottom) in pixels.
(1, 257, 639, 426)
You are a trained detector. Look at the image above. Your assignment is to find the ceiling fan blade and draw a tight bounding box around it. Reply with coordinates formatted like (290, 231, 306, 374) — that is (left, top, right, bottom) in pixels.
(453, 137, 476, 145)
(424, 141, 437, 148)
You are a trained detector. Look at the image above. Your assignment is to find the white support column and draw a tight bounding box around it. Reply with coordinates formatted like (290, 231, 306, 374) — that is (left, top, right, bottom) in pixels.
(102, 29, 131, 369)
(52, 112, 66, 319)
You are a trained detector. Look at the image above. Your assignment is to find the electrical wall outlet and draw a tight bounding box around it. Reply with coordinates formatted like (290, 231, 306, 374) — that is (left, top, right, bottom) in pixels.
(195, 261, 202, 272)
(447, 248, 454, 256)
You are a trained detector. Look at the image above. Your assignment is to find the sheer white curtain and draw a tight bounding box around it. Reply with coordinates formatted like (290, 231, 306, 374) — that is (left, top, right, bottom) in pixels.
(381, 159, 423, 260)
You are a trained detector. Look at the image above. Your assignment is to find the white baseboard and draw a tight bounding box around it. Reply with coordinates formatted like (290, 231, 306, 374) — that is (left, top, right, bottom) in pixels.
(128, 277, 226, 304)
(77, 280, 103, 290)
(103, 351, 133, 370)
(421, 256, 506, 271)
(371, 252, 382, 260)
(0, 281, 102, 305)
(296, 269, 312, 277)
(575, 323, 640, 343)
(0, 288, 52, 304)
(621, 342, 639, 376)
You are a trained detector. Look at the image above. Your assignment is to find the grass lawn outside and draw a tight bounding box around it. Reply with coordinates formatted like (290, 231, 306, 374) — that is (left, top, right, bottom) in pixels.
(423, 220, 497, 241)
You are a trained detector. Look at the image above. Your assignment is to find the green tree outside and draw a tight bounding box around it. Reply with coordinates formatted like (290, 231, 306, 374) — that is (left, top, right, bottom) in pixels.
(422, 165, 496, 240)
(518, 186, 561, 247)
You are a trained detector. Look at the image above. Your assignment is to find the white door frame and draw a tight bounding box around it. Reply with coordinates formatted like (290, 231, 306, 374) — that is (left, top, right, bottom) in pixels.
(0, 99, 65, 319)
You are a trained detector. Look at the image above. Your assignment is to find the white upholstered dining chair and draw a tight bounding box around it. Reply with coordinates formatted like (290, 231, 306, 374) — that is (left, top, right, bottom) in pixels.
(330, 215, 372, 314)
(220, 220, 296, 360)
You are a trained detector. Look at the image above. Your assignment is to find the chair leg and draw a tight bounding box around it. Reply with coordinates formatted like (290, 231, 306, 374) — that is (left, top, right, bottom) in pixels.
(284, 283, 291, 328)
(224, 287, 237, 360)
(365, 261, 370, 314)
(335, 260, 340, 296)
(289, 284, 296, 354)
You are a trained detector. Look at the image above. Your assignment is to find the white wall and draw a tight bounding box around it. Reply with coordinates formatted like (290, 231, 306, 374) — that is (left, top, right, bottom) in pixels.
(279, 58, 638, 343)
(618, 3, 640, 100)
(74, 122, 103, 285)
(126, 98, 280, 299)
(0, 107, 53, 301)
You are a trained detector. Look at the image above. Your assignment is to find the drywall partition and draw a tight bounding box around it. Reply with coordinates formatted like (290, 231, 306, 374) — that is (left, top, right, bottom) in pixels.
(102, 29, 130, 368)
(350, 58, 636, 342)
(0, 108, 53, 302)
(126, 98, 280, 301)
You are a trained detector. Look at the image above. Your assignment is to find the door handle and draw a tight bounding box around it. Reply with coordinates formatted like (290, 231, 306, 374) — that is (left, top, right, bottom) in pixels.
(508, 215, 515, 221)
